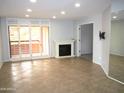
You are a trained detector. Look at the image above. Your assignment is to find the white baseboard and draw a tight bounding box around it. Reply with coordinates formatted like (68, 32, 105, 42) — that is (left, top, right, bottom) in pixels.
(100, 64, 108, 76)
(110, 53, 124, 57)
(0, 62, 3, 69)
(3, 59, 10, 62)
(8, 56, 51, 62)
(107, 75, 124, 85)
(99, 62, 124, 85)
(93, 61, 101, 66)
(55, 55, 75, 58)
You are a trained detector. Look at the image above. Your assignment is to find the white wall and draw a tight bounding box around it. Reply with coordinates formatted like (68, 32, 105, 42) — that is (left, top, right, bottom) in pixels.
(50, 20, 74, 57)
(0, 18, 10, 62)
(0, 18, 75, 61)
(101, 5, 111, 75)
(110, 20, 124, 56)
(75, 5, 111, 76)
(0, 18, 3, 68)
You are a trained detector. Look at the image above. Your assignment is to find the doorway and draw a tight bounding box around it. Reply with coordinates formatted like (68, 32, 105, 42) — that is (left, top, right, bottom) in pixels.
(80, 23, 93, 61)
(8, 25, 49, 60)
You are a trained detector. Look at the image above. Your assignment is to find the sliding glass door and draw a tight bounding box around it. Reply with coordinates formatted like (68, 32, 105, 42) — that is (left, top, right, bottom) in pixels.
(9, 26, 20, 59)
(30, 26, 42, 57)
(19, 26, 30, 58)
(9, 25, 49, 60)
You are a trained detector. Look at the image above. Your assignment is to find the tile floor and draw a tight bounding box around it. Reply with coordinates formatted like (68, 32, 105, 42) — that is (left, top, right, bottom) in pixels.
(109, 54, 124, 82)
(0, 57, 124, 93)
(81, 54, 92, 61)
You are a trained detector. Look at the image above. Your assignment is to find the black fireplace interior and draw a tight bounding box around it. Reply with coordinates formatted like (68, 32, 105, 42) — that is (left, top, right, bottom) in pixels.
(59, 44, 71, 56)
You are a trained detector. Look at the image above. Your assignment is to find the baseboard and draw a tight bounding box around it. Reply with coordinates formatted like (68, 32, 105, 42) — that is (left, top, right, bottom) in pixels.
(8, 56, 51, 62)
(99, 62, 124, 85)
(107, 75, 124, 85)
(93, 61, 101, 66)
(0, 62, 3, 69)
(110, 53, 124, 57)
(3, 59, 10, 62)
(94, 61, 108, 76)
(55, 55, 76, 58)
(100, 64, 108, 76)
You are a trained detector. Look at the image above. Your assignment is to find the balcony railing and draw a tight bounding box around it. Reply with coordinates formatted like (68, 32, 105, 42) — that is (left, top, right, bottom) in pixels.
(10, 40, 43, 55)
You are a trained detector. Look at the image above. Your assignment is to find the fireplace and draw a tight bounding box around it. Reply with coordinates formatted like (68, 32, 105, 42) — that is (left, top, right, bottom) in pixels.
(59, 44, 71, 56)
(55, 40, 74, 58)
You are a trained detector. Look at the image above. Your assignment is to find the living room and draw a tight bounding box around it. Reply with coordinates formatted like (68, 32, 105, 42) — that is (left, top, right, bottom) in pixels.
(0, 0, 123, 93)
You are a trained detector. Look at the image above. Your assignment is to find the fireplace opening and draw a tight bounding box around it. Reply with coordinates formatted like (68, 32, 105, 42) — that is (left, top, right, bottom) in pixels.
(59, 44, 71, 56)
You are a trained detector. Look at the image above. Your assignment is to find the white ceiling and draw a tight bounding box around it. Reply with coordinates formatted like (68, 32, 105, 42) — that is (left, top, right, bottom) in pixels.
(0, 0, 110, 20)
(112, 10, 124, 21)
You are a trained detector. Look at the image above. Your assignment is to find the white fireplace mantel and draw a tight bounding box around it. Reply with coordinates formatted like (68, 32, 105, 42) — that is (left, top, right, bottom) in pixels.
(55, 40, 75, 58)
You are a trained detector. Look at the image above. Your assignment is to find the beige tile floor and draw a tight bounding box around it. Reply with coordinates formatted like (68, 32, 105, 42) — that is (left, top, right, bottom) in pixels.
(81, 54, 92, 61)
(0, 57, 124, 93)
(109, 54, 124, 82)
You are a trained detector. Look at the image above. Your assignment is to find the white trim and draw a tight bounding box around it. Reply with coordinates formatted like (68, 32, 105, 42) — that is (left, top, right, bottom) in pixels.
(8, 56, 51, 62)
(3, 59, 10, 62)
(107, 75, 124, 85)
(100, 62, 124, 85)
(110, 53, 124, 57)
(76, 25, 80, 57)
(0, 62, 3, 69)
(55, 55, 75, 58)
(55, 40, 75, 58)
(100, 63, 108, 76)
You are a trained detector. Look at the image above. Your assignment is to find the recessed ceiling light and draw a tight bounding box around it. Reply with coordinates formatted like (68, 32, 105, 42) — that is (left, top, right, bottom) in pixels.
(112, 16, 117, 19)
(27, 9, 32, 12)
(61, 11, 66, 15)
(53, 16, 56, 19)
(25, 15, 30, 17)
(30, 0, 37, 3)
(75, 3, 80, 7)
